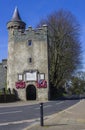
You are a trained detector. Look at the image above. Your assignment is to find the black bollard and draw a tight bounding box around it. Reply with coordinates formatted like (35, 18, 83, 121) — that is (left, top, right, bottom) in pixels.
(40, 102, 44, 126)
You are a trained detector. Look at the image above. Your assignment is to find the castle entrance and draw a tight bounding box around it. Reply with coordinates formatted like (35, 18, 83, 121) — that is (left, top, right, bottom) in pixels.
(26, 85, 36, 100)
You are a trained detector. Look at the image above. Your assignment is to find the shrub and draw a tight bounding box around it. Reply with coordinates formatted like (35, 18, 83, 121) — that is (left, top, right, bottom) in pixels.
(0, 94, 19, 103)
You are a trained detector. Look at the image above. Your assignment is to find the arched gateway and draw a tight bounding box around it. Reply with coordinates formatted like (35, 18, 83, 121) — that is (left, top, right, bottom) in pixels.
(26, 85, 36, 100)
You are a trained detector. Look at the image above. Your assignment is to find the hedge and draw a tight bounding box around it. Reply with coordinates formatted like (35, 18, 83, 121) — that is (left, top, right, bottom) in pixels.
(0, 94, 19, 103)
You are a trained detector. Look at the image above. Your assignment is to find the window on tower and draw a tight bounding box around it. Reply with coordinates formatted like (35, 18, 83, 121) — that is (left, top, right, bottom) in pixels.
(29, 57, 32, 63)
(28, 40, 32, 46)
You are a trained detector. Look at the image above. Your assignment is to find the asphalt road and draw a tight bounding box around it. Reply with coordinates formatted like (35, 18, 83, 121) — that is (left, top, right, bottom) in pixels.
(0, 100, 79, 130)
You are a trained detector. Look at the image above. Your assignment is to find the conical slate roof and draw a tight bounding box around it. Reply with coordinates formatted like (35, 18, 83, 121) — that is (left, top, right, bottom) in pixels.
(11, 7, 22, 21)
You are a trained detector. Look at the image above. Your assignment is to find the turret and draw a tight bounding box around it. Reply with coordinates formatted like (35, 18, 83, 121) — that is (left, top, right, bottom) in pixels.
(7, 7, 26, 93)
(7, 7, 26, 32)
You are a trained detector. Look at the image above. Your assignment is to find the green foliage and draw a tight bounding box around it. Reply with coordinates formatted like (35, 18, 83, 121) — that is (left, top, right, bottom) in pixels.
(69, 72, 85, 95)
(50, 84, 66, 99)
(0, 94, 18, 103)
(0, 88, 11, 95)
(0, 90, 2, 95)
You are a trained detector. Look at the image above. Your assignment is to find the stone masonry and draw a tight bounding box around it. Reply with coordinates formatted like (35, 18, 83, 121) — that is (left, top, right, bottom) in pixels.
(7, 7, 49, 101)
(0, 59, 7, 89)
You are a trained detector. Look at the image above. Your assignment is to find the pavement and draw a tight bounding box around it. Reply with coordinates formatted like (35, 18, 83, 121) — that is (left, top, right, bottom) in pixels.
(24, 99, 85, 130)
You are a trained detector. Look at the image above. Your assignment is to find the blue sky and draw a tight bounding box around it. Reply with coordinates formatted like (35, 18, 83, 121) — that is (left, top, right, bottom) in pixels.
(0, 0, 85, 70)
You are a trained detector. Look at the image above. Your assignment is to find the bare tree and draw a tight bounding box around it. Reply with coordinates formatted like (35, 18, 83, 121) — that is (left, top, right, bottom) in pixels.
(37, 10, 82, 97)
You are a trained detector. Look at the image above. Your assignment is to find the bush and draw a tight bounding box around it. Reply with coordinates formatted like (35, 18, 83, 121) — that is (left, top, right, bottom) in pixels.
(0, 94, 19, 103)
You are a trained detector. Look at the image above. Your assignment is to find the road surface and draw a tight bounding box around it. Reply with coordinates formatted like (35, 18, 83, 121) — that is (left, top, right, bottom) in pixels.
(0, 100, 79, 130)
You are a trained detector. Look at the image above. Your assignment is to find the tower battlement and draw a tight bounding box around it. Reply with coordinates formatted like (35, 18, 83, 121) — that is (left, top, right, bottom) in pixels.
(9, 24, 48, 43)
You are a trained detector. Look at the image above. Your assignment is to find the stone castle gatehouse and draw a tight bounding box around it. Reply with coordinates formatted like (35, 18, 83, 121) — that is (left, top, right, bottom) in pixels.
(7, 7, 49, 101)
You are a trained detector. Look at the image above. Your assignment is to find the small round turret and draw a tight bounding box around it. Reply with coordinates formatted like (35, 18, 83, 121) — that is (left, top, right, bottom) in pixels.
(7, 7, 26, 31)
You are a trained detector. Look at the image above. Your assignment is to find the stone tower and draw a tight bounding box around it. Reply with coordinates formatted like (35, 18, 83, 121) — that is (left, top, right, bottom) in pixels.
(7, 7, 49, 101)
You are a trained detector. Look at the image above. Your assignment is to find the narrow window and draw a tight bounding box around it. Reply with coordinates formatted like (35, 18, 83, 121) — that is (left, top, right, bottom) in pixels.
(29, 58, 32, 63)
(28, 40, 32, 46)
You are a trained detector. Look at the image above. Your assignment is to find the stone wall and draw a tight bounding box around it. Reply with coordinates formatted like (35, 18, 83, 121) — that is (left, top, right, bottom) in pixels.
(0, 59, 7, 89)
(7, 24, 49, 101)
